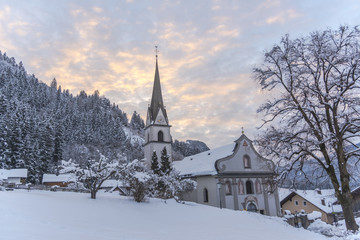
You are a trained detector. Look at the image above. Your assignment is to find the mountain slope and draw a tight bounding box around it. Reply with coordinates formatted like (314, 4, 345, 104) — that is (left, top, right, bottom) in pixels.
(0, 51, 209, 183)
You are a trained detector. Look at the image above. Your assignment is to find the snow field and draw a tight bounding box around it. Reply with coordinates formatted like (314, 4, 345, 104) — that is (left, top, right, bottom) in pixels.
(0, 190, 328, 240)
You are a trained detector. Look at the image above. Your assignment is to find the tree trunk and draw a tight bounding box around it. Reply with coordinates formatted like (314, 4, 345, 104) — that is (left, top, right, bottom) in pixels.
(339, 190, 358, 231)
(336, 145, 359, 232)
(91, 190, 96, 199)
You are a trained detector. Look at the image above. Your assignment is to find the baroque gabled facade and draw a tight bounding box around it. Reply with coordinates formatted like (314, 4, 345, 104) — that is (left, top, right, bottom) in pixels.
(174, 134, 281, 216)
(144, 56, 172, 165)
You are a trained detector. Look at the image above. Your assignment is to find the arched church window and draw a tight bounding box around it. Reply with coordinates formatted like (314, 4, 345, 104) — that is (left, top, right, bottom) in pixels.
(203, 188, 209, 202)
(243, 155, 251, 168)
(158, 131, 164, 142)
(256, 179, 262, 194)
(246, 180, 253, 194)
(247, 202, 257, 212)
(147, 133, 150, 142)
(225, 181, 232, 195)
(238, 180, 244, 195)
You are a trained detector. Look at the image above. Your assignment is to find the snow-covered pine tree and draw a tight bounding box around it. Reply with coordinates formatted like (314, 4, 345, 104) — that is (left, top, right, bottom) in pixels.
(130, 111, 145, 131)
(150, 151, 160, 175)
(52, 121, 63, 171)
(160, 147, 171, 175)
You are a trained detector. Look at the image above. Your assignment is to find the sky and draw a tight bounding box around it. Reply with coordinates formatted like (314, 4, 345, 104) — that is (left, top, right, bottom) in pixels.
(0, 0, 359, 148)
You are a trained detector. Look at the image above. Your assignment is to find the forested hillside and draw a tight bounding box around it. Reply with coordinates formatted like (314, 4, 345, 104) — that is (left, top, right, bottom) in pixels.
(0, 52, 208, 183)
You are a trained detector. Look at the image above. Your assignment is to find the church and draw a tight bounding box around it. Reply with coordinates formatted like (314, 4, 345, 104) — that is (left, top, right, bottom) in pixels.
(144, 54, 281, 216)
(143, 52, 172, 166)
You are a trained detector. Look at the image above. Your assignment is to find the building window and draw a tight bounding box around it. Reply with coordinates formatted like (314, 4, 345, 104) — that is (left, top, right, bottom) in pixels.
(246, 180, 253, 194)
(295, 200, 299, 206)
(238, 180, 244, 195)
(303, 201, 307, 206)
(225, 181, 232, 195)
(147, 133, 149, 142)
(255, 179, 262, 194)
(243, 155, 251, 168)
(203, 188, 209, 202)
(158, 131, 164, 142)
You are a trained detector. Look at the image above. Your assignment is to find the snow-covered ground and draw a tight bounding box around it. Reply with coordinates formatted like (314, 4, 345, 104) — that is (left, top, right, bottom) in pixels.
(0, 190, 352, 240)
(308, 218, 360, 240)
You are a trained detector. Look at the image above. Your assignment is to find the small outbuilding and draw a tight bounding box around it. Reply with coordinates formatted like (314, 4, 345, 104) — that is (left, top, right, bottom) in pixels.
(100, 180, 129, 195)
(42, 174, 76, 187)
(0, 169, 28, 184)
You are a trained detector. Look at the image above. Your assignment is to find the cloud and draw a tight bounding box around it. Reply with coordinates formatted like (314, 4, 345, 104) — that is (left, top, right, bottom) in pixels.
(0, 0, 359, 148)
(266, 9, 302, 24)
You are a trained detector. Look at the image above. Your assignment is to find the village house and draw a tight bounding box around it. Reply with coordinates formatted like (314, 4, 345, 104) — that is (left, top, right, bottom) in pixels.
(0, 169, 28, 184)
(173, 134, 282, 217)
(42, 174, 76, 187)
(279, 188, 342, 224)
(100, 179, 129, 195)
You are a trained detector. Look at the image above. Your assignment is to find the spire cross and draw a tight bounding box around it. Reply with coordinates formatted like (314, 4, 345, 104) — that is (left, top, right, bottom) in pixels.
(241, 127, 244, 134)
(155, 45, 159, 59)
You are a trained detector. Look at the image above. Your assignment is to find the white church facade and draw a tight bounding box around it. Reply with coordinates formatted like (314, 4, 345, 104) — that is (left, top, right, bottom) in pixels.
(173, 134, 282, 216)
(144, 54, 281, 216)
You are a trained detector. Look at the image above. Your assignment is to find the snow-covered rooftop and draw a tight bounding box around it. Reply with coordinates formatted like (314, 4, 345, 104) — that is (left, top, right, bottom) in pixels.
(101, 180, 125, 188)
(279, 188, 342, 214)
(42, 174, 76, 183)
(173, 143, 236, 176)
(0, 169, 28, 179)
(351, 185, 360, 194)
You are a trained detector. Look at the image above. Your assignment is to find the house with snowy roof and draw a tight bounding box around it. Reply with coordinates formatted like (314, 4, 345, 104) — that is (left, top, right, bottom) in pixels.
(42, 174, 76, 187)
(279, 188, 342, 224)
(100, 180, 129, 195)
(173, 134, 281, 216)
(0, 169, 28, 184)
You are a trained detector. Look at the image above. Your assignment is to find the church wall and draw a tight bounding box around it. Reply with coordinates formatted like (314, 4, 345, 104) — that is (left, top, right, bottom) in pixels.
(267, 189, 281, 217)
(219, 144, 272, 173)
(239, 177, 264, 212)
(267, 193, 277, 216)
(181, 176, 219, 208)
(178, 172, 280, 216)
(146, 125, 171, 143)
(219, 176, 278, 215)
(225, 195, 234, 209)
(144, 142, 172, 164)
(195, 176, 218, 207)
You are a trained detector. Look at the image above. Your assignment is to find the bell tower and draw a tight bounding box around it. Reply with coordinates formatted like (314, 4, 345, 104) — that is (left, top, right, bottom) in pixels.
(144, 47, 172, 165)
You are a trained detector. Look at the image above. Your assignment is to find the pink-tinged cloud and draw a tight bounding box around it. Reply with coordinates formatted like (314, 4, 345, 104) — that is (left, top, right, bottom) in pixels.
(0, 0, 359, 148)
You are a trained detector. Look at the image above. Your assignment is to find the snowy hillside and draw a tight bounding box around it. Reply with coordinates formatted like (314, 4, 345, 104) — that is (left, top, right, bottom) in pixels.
(0, 51, 209, 183)
(0, 190, 329, 240)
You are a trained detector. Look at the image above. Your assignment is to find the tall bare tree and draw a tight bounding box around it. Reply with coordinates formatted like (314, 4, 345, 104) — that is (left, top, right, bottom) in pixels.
(254, 26, 360, 231)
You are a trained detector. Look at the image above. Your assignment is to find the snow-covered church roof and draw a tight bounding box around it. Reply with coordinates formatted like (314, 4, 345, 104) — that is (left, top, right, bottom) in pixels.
(173, 142, 236, 177)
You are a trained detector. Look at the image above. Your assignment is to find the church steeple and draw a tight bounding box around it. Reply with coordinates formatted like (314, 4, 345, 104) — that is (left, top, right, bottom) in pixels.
(144, 47, 172, 165)
(148, 57, 168, 123)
